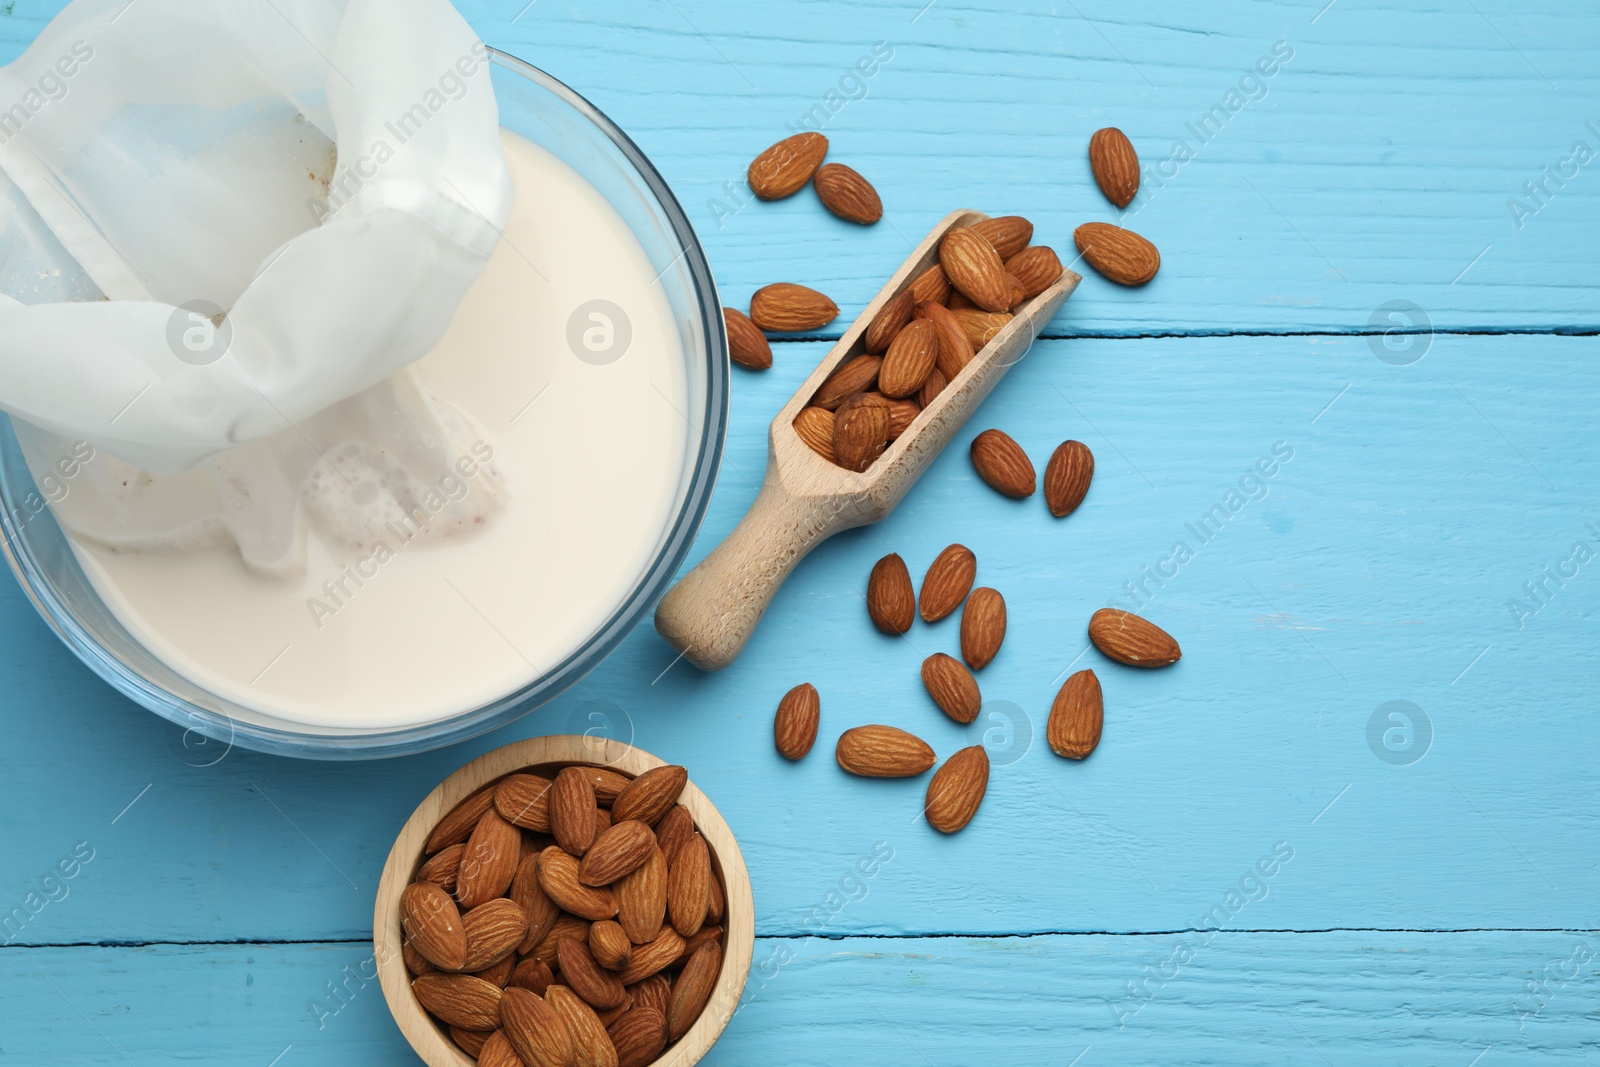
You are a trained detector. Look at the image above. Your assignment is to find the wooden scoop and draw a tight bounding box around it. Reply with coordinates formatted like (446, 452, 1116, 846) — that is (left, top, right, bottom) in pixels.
(655, 210, 1081, 671)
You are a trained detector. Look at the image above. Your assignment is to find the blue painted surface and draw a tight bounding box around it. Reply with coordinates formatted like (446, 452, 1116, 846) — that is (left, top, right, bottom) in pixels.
(1, 1, 1598, 1064)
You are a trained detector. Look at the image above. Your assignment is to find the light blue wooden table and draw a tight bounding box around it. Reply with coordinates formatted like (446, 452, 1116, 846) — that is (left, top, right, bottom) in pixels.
(2, 1, 1597, 1063)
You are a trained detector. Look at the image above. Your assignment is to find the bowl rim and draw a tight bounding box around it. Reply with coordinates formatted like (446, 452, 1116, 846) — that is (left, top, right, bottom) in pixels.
(0, 47, 729, 760)
(374, 735, 754, 1066)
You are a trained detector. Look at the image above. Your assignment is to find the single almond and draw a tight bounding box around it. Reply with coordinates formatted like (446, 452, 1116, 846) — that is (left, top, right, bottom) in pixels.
(949, 308, 1013, 350)
(774, 682, 821, 761)
(916, 366, 948, 408)
(667, 834, 711, 938)
(863, 289, 915, 354)
(907, 263, 951, 306)
(593, 808, 612, 838)
(577, 768, 632, 806)
(919, 543, 976, 622)
(1074, 222, 1160, 286)
(537, 846, 619, 921)
(472, 953, 516, 989)
(939, 227, 1012, 312)
(616, 924, 687, 984)
(970, 215, 1034, 259)
(793, 406, 837, 462)
(925, 745, 990, 833)
(579, 820, 656, 887)
(1044, 440, 1094, 517)
(594, 1000, 632, 1030)
(511, 852, 560, 955)
(921, 653, 982, 724)
(558, 936, 629, 1010)
(878, 318, 939, 398)
(724, 307, 772, 370)
(401, 881, 468, 972)
(1006, 245, 1064, 299)
(970, 429, 1036, 498)
(704, 872, 725, 926)
(426, 784, 497, 854)
(402, 942, 435, 976)
(478, 1031, 524, 1067)
(411, 972, 504, 1032)
(460, 897, 529, 972)
(682, 923, 723, 963)
(588, 919, 633, 971)
(886, 397, 920, 441)
(866, 553, 916, 635)
(653, 806, 695, 866)
(947, 288, 976, 310)
(812, 353, 881, 410)
(1048, 668, 1104, 759)
(495, 774, 554, 832)
(914, 301, 976, 381)
(531, 915, 592, 967)
(1088, 608, 1181, 667)
(832, 391, 891, 472)
(611, 765, 688, 826)
(749, 282, 839, 331)
(835, 725, 936, 777)
(510, 957, 555, 995)
(627, 974, 671, 1019)
(668, 939, 722, 1042)
(416, 842, 465, 895)
(451, 1026, 492, 1058)
(550, 766, 599, 857)
(814, 162, 883, 224)
(457, 809, 521, 909)
(1006, 273, 1028, 309)
(747, 131, 828, 200)
(500, 986, 576, 1067)
(608, 1006, 668, 1067)
(615, 844, 668, 944)
(960, 587, 1007, 670)
(1089, 127, 1140, 208)
(546, 984, 620, 1067)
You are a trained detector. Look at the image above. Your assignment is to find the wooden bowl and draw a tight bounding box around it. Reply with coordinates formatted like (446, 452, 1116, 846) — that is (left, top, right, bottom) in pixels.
(375, 735, 754, 1066)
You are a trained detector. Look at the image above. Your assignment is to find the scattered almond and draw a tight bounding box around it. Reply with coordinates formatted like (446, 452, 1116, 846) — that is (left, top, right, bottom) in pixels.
(1089, 127, 1140, 208)
(750, 282, 840, 331)
(1088, 608, 1182, 667)
(1074, 222, 1160, 286)
(921, 653, 982, 724)
(1048, 668, 1104, 759)
(814, 162, 883, 224)
(774, 682, 821, 761)
(866, 552, 916, 634)
(1044, 440, 1094, 517)
(747, 131, 828, 200)
(970, 428, 1036, 498)
(836, 725, 937, 777)
(724, 307, 772, 370)
(919, 543, 977, 623)
(924, 745, 990, 833)
(960, 587, 1007, 670)
(939, 227, 1012, 312)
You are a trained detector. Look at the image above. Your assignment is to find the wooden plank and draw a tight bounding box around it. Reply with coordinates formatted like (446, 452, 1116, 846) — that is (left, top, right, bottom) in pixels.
(2, 933, 1595, 1063)
(0, 2, 1594, 336)
(2, 334, 1594, 945)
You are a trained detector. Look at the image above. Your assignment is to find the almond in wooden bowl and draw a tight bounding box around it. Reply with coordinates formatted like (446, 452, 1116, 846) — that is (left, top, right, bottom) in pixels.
(376, 735, 753, 1067)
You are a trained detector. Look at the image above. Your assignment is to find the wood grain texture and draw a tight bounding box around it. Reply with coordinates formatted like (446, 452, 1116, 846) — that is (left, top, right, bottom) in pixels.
(3, 933, 1596, 1064)
(0, 1, 1595, 1063)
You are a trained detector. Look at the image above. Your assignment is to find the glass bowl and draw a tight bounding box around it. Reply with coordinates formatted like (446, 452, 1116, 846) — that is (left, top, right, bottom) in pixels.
(0, 49, 727, 759)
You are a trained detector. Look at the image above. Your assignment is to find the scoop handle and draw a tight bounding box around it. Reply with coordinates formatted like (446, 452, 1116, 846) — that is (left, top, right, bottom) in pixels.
(655, 470, 857, 671)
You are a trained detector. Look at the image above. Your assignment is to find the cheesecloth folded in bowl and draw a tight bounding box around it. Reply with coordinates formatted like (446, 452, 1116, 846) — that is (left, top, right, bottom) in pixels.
(0, 0, 515, 577)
